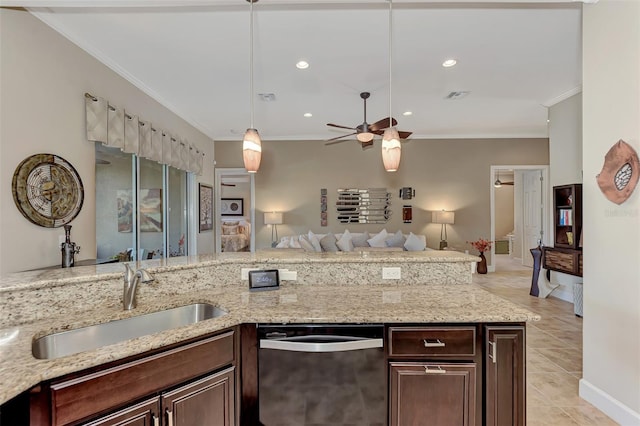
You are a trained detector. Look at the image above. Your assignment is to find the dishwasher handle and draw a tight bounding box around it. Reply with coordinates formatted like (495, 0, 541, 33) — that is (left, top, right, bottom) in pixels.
(260, 334, 383, 353)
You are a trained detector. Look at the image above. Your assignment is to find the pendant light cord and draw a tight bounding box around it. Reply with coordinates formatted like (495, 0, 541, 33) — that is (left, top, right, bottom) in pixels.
(249, 0, 255, 128)
(388, 0, 393, 128)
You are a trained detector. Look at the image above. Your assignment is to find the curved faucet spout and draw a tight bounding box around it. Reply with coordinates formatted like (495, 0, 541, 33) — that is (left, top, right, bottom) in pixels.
(123, 264, 154, 310)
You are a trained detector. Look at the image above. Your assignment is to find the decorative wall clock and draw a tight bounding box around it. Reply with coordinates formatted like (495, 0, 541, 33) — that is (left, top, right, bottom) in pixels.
(12, 153, 84, 228)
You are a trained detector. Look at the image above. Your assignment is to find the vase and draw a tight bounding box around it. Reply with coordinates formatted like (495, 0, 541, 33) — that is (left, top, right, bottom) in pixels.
(477, 252, 488, 274)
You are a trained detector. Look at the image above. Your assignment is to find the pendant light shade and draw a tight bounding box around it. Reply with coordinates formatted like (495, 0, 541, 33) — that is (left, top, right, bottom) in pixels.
(243, 128, 262, 173)
(382, 0, 400, 172)
(243, 0, 262, 173)
(382, 128, 401, 172)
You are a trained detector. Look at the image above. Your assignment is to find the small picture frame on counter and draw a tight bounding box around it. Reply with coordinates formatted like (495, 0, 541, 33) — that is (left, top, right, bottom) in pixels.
(249, 269, 280, 292)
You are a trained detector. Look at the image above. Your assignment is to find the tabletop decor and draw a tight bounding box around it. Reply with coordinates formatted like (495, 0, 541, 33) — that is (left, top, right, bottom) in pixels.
(468, 238, 493, 274)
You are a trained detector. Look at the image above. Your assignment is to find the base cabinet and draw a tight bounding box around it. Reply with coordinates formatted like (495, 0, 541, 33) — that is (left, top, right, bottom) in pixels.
(485, 326, 526, 426)
(389, 362, 476, 426)
(83, 398, 159, 426)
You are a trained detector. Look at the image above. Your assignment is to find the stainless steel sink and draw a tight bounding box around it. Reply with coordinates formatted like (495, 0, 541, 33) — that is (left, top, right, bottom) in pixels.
(32, 303, 227, 360)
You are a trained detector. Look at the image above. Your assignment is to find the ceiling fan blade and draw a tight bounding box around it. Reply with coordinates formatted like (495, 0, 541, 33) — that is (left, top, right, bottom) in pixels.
(327, 123, 357, 130)
(369, 117, 397, 132)
(371, 130, 385, 136)
(325, 132, 357, 145)
(398, 131, 413, 139)
(361, 140, 374, 150)
(221, 183, 236, 187)
(501, 181, 515, 185)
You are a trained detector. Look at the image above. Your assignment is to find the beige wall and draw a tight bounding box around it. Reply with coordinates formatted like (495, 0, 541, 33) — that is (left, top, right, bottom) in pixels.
(581, 1, 640, 423)
(215, 138, 549, 258)
(0, 9, 214, 273)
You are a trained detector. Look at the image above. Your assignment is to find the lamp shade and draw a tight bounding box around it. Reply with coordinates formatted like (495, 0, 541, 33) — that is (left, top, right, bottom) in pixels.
(432, 210, 455, 224)
(243, 128, 262, 173)
(381, 127, 401, 172)
(264, 211, 283, 225)
(356, 131, 374, 143)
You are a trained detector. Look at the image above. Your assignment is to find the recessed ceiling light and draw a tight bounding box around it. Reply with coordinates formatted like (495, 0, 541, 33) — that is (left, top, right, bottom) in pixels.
(303, 113, 313, 118)
(296, 60, 309, 70)
(442, 59, 457, 68)
(402, 111, 413, 116)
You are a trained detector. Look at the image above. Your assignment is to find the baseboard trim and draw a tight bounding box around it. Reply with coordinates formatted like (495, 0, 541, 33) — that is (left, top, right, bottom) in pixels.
(550, 288, 573, 303)
(579, 378, 640, 425)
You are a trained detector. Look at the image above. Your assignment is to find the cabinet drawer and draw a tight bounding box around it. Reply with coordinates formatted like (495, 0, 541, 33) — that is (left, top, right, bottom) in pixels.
(51, 330, 235, 426)
(544, 250, 574, 273)
(388, 326, 476, 357)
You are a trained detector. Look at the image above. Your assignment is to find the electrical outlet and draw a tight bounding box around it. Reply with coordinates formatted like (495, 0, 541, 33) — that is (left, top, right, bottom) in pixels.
(382, 267, 401, 280)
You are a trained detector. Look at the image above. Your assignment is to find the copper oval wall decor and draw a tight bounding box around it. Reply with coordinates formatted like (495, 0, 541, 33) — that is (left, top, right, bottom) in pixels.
(596, 140, 639, 205)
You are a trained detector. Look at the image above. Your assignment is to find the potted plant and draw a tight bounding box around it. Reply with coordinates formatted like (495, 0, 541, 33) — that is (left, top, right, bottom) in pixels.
(467, 238, 493, 274)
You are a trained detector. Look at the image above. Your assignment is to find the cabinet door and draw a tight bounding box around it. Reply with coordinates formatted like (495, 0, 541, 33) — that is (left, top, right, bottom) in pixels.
(485, 326, 525, 426)
(83, 397, 160, 426)
(162, 367, 235, 426)
(389, 362, 476, 426)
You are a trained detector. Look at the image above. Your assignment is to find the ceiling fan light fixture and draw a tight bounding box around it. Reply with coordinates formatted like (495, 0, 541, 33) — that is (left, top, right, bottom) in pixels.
(243, 128, 262, 173)
(494, 170, 502, 188)
(356, 131, 374, 143)
(382, 127, 401, 172)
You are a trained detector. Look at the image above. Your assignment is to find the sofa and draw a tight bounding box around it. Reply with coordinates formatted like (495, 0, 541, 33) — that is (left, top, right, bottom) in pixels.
(274, 229, 430, 252)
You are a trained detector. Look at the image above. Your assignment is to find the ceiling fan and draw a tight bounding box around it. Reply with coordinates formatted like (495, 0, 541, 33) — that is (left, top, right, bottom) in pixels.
(325, 92, 412, 149)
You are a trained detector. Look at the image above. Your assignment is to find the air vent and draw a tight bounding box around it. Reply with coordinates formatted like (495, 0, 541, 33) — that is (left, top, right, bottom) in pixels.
(258, 93, 276, 102)
(445, 91, 470, 100)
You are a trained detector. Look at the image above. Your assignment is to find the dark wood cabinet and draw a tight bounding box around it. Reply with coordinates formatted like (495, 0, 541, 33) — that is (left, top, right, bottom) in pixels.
(553, 184, 582, 249)
(387, 325, 481, 426)
(389, 362, 476, 426)
(162, 367, 235, 426)
(30, 329, 236, 426)
(485, 325, 525, 426)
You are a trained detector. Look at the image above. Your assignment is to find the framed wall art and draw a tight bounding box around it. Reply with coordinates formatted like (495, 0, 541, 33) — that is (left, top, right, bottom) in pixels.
(199, 183, 213, 232)
(221, 198, 243, 216)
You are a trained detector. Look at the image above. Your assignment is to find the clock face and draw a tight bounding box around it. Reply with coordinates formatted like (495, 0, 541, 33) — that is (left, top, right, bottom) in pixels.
(12, 154, 84, 228)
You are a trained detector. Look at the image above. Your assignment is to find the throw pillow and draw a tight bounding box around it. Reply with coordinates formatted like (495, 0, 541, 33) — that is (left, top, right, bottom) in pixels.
(404, 232, 426, 251)
(307, 231, 323, 252)
(367, 229, 389, 248)
(298, 235, 315, 252)
(289, 236, 302, 249)
(320, 233, 339, 252)
(222, 224, 239, 235)
(351, 231, 370, 247)
(336, 230, 354, 252)
(222, 221, 239, 226)
(275, 237, 290, 249)
(386, 230, 406, 248)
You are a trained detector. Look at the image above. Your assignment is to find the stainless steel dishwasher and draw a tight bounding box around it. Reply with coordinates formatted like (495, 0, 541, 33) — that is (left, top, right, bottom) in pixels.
(258, 324, 386, 426)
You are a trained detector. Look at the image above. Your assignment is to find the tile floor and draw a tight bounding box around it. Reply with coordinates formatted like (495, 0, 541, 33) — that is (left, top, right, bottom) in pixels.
(476, 255, 618, 426)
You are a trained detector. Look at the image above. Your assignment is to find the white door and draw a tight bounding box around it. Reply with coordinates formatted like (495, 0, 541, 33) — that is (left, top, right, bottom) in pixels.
(522, 170, 543, 267)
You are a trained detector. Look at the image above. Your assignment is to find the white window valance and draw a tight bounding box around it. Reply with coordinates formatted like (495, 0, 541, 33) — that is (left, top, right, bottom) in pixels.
(85, 92, 204, 175)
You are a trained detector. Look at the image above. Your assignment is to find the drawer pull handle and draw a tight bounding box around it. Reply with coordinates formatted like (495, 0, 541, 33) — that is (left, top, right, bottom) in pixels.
(488, 341, 497, 364)
(424, 365, 446, 374)
(166, 409, 174, 426)
(423, 339, 445, 348)
(153, 415, 160, 426)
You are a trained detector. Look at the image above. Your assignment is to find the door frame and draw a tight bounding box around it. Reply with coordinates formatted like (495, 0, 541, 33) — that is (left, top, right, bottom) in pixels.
(214, 168, 255, 253)
(489, 165, 551, 272)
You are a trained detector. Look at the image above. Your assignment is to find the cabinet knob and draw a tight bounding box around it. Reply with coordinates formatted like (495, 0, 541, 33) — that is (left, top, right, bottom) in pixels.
(423, 339, 445, 348)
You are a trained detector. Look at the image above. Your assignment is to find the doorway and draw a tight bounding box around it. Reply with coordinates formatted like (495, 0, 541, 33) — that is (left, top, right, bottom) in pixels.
(214, 168, 255, 253)
(489, 165, 550, 273)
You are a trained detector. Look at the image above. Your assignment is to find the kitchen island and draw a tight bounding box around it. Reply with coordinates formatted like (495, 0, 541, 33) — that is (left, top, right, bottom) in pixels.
(0, 251, 535, 425)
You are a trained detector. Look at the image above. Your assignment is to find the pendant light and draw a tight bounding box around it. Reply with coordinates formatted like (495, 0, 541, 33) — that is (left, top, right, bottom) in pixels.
(494, 170, 503, 188)
(381, 0, 401, 172)
(243, 0, 261, 173)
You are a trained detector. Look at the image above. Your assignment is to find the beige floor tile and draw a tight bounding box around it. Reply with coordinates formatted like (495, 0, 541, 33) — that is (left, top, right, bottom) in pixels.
(527, 405, 579, 425)
(561, 405, 619, 425)
(536, 347, 583, 373)
(526, 347, 567, 373)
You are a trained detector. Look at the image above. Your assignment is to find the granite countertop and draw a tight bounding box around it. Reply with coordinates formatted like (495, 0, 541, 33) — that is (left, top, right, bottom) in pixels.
(0, 281, 538, 405)
(0, 250, 479, 292)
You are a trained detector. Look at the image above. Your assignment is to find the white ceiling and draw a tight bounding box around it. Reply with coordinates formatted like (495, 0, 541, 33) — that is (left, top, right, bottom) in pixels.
(24, 1, 582, 141)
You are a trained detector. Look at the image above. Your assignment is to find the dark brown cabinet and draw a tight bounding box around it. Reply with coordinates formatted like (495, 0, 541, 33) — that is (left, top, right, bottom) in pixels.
(30, 329, 236, 426)
(485, 325, 525, 426)
(543, 246, 583, 277)
(389, 362, 476, 426)
(387, 326, 480, 426)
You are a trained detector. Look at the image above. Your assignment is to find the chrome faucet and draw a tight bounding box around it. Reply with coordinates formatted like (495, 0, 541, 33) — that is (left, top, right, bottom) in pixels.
(123, 263, 154, 310)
